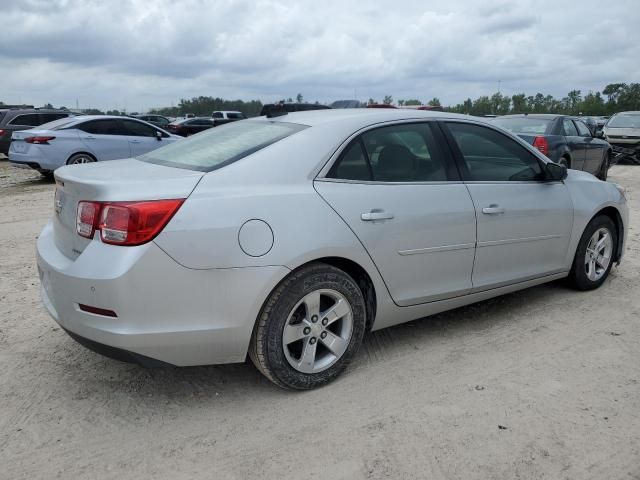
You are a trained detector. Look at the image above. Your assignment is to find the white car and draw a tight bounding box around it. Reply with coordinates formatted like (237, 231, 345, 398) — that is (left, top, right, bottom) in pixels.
(9, 115, 181, 176)
(37, 109, 628, 389)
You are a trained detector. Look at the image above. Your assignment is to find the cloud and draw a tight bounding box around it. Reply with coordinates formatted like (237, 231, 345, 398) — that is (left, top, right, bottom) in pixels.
(0, 0, 639, 110)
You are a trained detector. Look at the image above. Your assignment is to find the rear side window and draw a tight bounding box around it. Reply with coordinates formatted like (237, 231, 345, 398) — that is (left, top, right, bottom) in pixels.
(212, 112, 224, 118)
(77, 119, 126, 135)
(40, 113, 68, 123)
(227, 112, 245, 119)
(447, 122, 543, 182)
(8, 114, 42, 127)
(141, 120, 307, 172)
(328, 123, 449, 182)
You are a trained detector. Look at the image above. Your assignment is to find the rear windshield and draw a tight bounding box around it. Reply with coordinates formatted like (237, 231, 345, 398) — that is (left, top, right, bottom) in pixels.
(42, 117, 81, 130)
(140, 120, 307, 172)
(608, 114, 640, 128)
(492, 117, 552, 135)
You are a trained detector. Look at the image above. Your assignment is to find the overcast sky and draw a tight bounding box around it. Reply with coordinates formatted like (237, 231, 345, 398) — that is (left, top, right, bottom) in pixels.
(1, 0, 639, 111)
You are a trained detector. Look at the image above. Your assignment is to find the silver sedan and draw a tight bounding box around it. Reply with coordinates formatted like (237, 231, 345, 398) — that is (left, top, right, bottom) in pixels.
(37, 109, 628, 389)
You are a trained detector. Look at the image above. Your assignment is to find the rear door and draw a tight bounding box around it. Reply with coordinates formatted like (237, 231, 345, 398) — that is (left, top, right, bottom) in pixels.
(443, 121, 573, 290)
(76, 119, 131, 160)
(561, 118, 587, 170)
(574, 119, 603, 174)
(315, 121, 477, 306)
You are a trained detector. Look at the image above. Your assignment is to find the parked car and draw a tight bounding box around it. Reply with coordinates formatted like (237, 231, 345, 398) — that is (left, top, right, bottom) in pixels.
(0, 108, 75, 156)
(166, 117, 215, 136)
(132, 114, 172, 129)
(602, 111, 640, 163)
(330, 100, 365, 108)
(37, 109, 627, 389)
(260, 102, 331, 116)
(211, 111, 246, 126)
(9, 115, 180, 176)
(491, 114, 612, 180)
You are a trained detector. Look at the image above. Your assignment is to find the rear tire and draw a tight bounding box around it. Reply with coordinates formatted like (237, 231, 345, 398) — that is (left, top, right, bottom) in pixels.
(558, 156, 570, 168)
(568, 215, 617, 291)
(249, 263, 367, 390)
(67, 153, 96, 165)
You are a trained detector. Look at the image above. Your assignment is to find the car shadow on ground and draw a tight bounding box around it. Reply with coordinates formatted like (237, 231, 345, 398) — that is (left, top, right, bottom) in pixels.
(49, 279, 574, 403)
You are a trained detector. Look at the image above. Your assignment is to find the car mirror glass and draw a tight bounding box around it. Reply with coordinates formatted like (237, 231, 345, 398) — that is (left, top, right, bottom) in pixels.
(545, 162, 567, 181)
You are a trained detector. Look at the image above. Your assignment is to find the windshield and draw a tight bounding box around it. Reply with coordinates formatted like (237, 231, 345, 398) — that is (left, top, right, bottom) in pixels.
(608, 114, 640, 128)
(140, 120, 307, 172)
(491, 117, 552, 135)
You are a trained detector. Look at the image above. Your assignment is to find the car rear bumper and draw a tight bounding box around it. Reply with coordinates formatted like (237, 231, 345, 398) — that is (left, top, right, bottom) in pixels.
(37, 221, 290, 366)
(9, 145, 64, 172)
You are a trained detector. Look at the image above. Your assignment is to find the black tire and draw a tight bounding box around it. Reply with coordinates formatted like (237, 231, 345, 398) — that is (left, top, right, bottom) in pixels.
(597, 152, 610, 181)
(66, 153, 96, 165)
(568, 215, 617, 291)
(558, 156, 570, 168)
(249, 263, 367, 390)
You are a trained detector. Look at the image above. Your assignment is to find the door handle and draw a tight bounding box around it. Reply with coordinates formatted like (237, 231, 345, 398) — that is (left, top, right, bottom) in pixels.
(361, 209, 394, 221)
(130, 140, 141, 143)
(83, 135, 96, 140)
(482, 205, 505, 215)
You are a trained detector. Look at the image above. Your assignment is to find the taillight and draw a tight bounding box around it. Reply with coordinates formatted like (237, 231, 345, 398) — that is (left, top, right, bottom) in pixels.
(25, 136, 56, 144)
(76, 201, 101, 238)
(76, 199, 184, 246)
(0, 129, 5, 137)
(532, 136, 549, 156)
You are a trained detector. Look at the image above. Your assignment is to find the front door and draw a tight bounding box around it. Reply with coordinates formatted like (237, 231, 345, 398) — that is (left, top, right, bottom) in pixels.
(315, 122, 477, 306)
(121, 119, 164, 156)
(77, 119, 131, 160)
(443, 121, 574, 290)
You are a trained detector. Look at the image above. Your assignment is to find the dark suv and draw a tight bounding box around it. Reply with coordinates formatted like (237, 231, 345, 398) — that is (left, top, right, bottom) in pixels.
(0, 108, 75, 156)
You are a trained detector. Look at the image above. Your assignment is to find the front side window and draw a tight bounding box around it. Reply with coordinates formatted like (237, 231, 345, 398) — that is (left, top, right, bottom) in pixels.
(328, 123, 449, 182)
(212, 112, 224, 119)
(562, 119, 579, 136)
(446, 122, 543, 182)
(574, 120, 592, 137)
(141, 120, 307, 172)
(227, 112, 245, 119)
(123, 120, 157, 137)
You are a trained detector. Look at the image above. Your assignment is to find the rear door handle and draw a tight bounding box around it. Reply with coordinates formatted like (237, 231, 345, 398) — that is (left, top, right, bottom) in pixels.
(83, 135, 96, 140)
(482, 205, 505, 215)
(361, 210, 394, 221)
(130, 140, 141, 144)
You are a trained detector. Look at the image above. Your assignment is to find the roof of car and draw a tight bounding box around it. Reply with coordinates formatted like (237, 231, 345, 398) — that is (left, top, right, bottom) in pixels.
(497, 114, 563, 120)
(255, 108, 470, 128)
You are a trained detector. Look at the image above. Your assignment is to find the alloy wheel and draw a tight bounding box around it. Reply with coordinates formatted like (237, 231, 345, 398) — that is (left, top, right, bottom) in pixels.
(585, 227, 613, 281)
(282, 289, 353, 374)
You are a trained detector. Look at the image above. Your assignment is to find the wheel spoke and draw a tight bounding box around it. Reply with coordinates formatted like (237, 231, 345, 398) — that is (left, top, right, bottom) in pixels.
(321, 299, 350, 326)
(320, 330, 348, 358)
(595, 254, 610, 270)
(595, 233, 609, 252)
(587, 259, 598, 280)
(283, 323, 308, 345)
(297, 338, 317, 373)
(303, 290, 321, 319)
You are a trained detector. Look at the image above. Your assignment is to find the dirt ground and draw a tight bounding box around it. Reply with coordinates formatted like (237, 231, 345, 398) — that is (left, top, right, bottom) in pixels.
(1, 160, 639, 480)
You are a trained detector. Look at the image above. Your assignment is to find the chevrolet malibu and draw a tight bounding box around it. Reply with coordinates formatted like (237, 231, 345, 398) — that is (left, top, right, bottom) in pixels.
(37, 109, 628, 389)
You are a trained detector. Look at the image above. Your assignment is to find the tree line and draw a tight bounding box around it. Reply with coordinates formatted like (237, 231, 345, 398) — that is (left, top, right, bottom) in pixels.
(4, 83, 639, 118)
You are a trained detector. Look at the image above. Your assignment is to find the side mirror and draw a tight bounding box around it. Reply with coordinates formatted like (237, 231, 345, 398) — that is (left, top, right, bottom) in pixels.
(545, 162, 567, 181)
(155, 131, 163, 141)
(596, 130, 605, 139)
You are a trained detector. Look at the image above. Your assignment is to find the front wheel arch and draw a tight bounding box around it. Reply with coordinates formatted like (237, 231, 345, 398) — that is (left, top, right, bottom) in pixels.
(591, 206, 624, 263)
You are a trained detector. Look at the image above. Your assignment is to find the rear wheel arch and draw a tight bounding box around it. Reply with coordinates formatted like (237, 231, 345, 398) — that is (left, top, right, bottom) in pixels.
(66, 151, 97, 165)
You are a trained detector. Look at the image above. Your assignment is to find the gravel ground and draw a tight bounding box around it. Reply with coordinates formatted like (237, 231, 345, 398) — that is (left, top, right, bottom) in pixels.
(1, 160, 639, 479)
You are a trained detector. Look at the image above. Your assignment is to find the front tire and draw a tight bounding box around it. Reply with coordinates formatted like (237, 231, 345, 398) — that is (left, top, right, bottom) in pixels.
(249, 263, 367, 390)
(568, 215, 617, 291)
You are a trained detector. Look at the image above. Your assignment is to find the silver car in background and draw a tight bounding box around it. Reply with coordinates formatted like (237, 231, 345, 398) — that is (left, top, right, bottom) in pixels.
(36, 109, 628, 389)
(9, 115, 181, 176)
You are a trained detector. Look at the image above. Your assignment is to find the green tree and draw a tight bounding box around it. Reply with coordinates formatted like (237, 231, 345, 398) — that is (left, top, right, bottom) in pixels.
(397, 99, 405, 106)
(511, 93, 528, 113)
(403, 99, 421, 106)
(296, 93, 303, 103)
(427, 97, 441, 107)
(367, 98, 376, 105)
(383, 95, 393, 105)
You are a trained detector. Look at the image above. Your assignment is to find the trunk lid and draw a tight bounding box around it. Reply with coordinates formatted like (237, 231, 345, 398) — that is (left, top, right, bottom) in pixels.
(52, 158, 203, 259)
